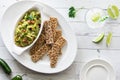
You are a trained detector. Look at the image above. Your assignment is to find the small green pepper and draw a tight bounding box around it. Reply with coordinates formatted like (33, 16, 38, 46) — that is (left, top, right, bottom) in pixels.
(0, 58, 12, 74)
(12, 75, 23, 80)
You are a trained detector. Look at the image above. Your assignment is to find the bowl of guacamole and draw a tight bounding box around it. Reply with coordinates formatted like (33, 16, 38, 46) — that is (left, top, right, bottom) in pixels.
(14, 8, 42, 47)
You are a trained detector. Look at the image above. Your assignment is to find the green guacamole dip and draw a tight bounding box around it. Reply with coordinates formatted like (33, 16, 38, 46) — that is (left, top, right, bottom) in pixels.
(14, 10, 41, 47)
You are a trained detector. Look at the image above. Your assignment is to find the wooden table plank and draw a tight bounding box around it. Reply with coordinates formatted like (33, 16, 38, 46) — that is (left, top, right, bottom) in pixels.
(33, 0, 120, 9)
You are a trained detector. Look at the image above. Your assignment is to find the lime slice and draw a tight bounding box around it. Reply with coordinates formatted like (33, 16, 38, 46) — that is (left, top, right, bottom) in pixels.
(107, 5, 119, 19)
(106, 32, 112, 47)
(91, 13, 101, 22)
(92, 33, 105, 43)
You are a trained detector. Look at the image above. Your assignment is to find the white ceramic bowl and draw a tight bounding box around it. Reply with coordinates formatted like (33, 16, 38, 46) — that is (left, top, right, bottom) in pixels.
(11, 4, 44, 55)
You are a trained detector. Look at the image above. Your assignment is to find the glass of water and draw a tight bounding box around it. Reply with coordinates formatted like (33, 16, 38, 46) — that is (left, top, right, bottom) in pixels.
(85, 8, 106, 29)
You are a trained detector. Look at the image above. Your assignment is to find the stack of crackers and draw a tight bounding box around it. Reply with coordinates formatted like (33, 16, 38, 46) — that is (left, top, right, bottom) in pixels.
(30, 17, 66, 68)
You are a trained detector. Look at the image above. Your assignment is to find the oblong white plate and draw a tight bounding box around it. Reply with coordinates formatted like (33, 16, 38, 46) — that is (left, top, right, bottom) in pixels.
(0, 1, 77, 73)
(80, 59, 115, 80)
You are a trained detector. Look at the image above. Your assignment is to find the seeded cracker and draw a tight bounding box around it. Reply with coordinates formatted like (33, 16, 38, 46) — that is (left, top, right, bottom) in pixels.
(29, 22, 46, 55)
(50, 17, 58, 29)
(31, 44, 51, 62)
(54, 30, 62, 42)
(48, 36, 66, 68)
(50, 17, 58, 41)
(30, 17, 66, 68)
(50, 30, 62, 55)
(45, 21, 54, 44)
(55, 30, 62, 54)
(30, 34, 45, 55)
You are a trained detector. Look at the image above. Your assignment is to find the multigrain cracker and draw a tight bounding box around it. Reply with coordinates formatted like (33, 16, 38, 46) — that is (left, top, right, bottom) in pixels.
(30, 34, 45, 55)
(35, 34, 45, 45)
(50, 17, 58, 29)
(54, 36, 66, 48)
(30, 17, 66, 68)
(49, 50, 59, 68)
(30, 21, 47, 55)
(48, 36, 66, 67)
(44, 21, 54, 44)
(50, 17, 58, 41)
(31, 44, 51, 62)
(54, 30, 62, 42)
(54, 30, 62, 54)
(52, 28, 56, 42)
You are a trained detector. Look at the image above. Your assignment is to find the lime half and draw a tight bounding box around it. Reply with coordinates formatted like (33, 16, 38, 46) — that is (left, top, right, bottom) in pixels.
(106, 32, 112, 47)
(91, 13, 101, 22)
(93, 33, 105, 43)
(107, 5, 119, 19)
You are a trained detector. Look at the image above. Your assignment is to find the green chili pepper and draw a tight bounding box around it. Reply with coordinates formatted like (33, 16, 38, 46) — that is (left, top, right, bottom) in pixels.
(12, 75, 23, 80)
(0, 58, 12, 74)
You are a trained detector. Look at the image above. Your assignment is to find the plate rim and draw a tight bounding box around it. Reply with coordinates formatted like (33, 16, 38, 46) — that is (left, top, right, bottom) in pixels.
(0, 0, 77, 73)
(80, 59, 116, 80)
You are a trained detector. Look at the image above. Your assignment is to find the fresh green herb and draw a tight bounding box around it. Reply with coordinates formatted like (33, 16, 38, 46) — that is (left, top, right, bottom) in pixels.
(28, 15, 34, 20)
(69, 6, 76, 18)
(99, 16, 109, 22)
(68, 6, 83, 18)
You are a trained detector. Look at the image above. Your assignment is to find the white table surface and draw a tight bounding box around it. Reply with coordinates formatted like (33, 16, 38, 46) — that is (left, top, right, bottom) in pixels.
(0, 0, 120, 80)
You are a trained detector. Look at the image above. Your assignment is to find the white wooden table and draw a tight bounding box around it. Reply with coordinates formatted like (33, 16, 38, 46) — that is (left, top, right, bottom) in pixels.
(0, 0, 120, 80)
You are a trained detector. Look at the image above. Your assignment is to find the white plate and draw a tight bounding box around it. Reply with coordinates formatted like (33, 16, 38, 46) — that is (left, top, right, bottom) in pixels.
(80, 59, 115, 80)
(0, 1, 77, 73)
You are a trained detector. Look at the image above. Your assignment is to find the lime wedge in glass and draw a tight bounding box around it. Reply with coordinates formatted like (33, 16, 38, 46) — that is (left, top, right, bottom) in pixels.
(92, 33, 105, 43)
(107, 5, 119, 19)
(91, 13, 101, 22)
(106, 32, 112, 47)
(86, 8, 105, 28)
